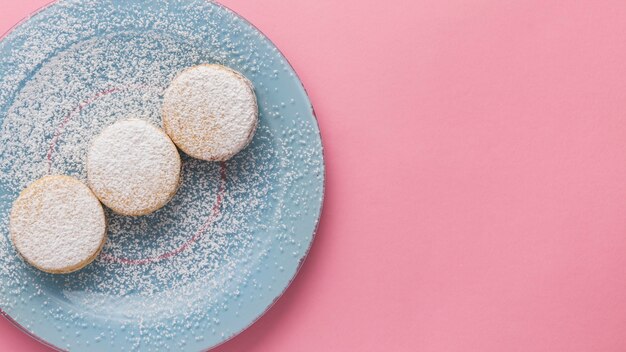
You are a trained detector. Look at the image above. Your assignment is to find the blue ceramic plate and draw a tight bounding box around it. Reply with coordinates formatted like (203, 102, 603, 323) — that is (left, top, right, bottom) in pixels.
(0, 1, 324, 350)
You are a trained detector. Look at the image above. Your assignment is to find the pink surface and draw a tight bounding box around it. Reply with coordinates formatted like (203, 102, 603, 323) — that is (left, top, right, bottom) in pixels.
(4, 0, 626, 351)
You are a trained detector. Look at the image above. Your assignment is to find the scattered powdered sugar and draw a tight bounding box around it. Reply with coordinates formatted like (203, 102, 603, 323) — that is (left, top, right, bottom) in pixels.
(9, 175, 106, 274)
(87, 119, 181, 216)
(0, 0, 324, 350)
(163, 64, 258, 161)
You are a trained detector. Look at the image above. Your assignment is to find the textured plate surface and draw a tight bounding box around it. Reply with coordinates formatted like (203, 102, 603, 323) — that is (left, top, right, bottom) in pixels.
(0, 0, 324, 350)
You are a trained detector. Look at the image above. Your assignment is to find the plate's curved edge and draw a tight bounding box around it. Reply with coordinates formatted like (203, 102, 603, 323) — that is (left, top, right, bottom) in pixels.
(0, 0, 57, 41)
(0, 1, 327, 351)
(0, 308, 65, 351)
(204, 2, 326, 351)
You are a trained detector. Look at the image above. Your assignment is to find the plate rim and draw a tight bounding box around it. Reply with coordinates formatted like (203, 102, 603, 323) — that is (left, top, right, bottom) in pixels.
(0, 1, 326, 351)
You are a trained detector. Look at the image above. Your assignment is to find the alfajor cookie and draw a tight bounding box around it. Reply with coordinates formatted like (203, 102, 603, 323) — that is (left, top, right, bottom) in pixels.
(162, 64, 258, 161)
(10, 175, 107, 274)
(87, 119, 181, 216)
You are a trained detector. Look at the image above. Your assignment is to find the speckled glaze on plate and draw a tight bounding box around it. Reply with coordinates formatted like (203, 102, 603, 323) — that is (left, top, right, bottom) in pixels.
(0, 1, 324, 351)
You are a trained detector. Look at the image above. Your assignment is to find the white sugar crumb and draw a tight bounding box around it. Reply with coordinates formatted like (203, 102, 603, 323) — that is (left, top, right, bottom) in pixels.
(0, 0, 324, 350)
(163, 64, 258, 161)
(87, 119, 181, 216)
(9, 176, 105, 273)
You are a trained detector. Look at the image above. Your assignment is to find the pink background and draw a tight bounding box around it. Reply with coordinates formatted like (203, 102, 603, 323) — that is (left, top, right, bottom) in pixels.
(4, 0, 626, 351)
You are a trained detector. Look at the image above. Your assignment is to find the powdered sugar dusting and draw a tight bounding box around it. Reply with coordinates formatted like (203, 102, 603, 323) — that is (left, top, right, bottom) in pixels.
(87, 119, 181, 216)
(0, 0, 324, 350)
(10, 175, 106, 273)
(163, 64, 258, 161)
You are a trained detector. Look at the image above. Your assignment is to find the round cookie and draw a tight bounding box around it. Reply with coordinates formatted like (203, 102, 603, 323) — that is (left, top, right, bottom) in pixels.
(10, 175, 107, 274)
(87, 119, 181, 216)
(162, 64, 258, 161)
